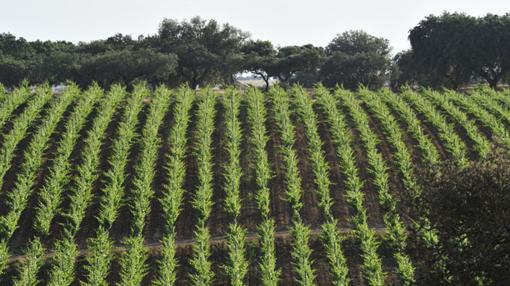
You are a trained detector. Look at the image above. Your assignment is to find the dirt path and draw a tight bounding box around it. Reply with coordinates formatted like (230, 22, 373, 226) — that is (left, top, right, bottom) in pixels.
(8, 226, 387, 264)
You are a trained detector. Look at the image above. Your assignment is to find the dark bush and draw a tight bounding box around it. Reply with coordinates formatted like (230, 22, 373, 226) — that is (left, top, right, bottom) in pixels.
(411, 148, 510, 285)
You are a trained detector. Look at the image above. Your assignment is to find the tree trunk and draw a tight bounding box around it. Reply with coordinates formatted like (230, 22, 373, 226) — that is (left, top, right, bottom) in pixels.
(262, 76, 269, 92)
(254, 71, 270, 92)
(480, 69, 502, 90)
(488, 79, 499, 90)
(191, 70, 198, 89)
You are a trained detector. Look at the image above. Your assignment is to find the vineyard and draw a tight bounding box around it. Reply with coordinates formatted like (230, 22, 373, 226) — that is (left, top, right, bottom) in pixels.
(0, 82, 508, 285)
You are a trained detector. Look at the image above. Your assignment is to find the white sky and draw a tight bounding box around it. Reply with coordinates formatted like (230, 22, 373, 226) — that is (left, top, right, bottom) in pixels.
(1, 0, 509, 53)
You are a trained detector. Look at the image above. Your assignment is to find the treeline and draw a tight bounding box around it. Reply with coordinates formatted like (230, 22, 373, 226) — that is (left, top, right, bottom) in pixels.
(0, 13, 509, 90)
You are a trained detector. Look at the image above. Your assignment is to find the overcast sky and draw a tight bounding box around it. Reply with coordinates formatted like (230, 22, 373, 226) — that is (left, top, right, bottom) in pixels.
(1, 0, 509, 53)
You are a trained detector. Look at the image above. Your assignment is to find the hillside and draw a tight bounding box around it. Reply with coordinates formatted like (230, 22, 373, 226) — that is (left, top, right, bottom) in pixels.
(0, 83, 507, 285)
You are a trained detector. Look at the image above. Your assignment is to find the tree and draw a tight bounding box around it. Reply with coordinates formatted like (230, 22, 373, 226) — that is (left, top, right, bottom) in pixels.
(241, 40, 277, 90)
(391, 50, 447, 90)
(320, 31, 391, 89)
(38, 50, 81, 84)
(0, 55, 27, 87)
(410, 148, 510, 285)
(472, 14, 510, 89)
(0, 33, 33, 86)
(0, 33, 32, 58)
(147, 17, 248, 88)
(29, 41, 77, 84)
(407, 13, 510, 90)
(0, 33, 80, 86)
(77, 49, 178, 87)
(272, 44, 324, 86)
(408, 13, 479, 89)
(105, 33, 136, 50)
(0, 18, 248, 88)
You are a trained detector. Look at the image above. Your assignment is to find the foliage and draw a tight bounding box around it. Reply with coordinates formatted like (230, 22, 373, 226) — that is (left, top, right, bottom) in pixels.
(379, 89, 441, 166)
(148, 17, 248, 87)
(77, 48, 178, 87)
(12, 238, 44, 286)
(0, 84, 53, 271)
(0, 85, 52, 196)
(0, 82, 31, 129)
(401, 88, 469, 167)
(0, 84, 507, 285)
(117, 235, 148, 286)
(241, 42, 324, 89)
(7, 84, 101, 284)
(422, 89, 491, 159)
(82, 84, 147, 286)
(241, 40, 278, 90)
(273, 45, 324, 86)
(405, 13, 510, 89)
(321, 31, 391, 89)
(444, 89, 510, 148)
(414, 148, 510, 285)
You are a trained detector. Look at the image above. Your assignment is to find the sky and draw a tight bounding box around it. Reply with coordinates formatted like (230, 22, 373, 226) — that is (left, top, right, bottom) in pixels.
(1, 0, 509, 54)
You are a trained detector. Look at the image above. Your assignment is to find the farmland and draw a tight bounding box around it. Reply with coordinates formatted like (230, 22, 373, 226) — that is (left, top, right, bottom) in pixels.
(0, 82, 508, 285)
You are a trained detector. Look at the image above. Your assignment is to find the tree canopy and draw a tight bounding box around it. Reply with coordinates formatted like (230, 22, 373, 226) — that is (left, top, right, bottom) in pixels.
(320, 31, 392, 89)
(147, 16, 248, 87)
(410, 148, 510, 285)
(398, 12, 510, 89)
(241, 40, 277, 90)
(1, 13, 510, 90)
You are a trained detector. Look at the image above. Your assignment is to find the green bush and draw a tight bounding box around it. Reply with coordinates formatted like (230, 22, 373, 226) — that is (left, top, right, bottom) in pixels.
(413, 148, 510, 285)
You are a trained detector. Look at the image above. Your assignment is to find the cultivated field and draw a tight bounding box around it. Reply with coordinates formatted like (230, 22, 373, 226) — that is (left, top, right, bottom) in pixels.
(0, 83, 507, 285)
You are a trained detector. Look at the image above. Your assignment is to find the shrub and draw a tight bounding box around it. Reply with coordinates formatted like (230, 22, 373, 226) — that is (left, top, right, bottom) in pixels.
(412, 148, 510, 285)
